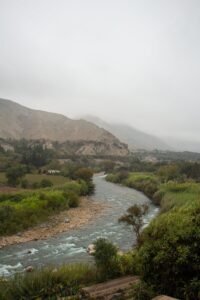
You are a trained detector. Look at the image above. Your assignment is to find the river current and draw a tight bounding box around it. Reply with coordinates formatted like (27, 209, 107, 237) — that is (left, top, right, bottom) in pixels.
(0, 175, 158, 276)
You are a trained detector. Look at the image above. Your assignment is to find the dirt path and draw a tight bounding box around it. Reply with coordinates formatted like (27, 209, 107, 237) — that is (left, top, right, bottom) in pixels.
(0, 197, 107, 249)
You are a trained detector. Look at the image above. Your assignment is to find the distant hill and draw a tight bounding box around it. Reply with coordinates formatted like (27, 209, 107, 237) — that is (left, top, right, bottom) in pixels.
(0, 99, 129, 156)
(83, 115, 169, 151)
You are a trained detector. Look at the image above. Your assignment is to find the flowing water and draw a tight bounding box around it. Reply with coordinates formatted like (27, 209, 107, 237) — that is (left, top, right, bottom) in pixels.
(0, 175, 159, 276)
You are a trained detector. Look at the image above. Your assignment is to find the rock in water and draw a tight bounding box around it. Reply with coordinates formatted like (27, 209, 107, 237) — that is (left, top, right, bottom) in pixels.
(87, 244, 95, 255)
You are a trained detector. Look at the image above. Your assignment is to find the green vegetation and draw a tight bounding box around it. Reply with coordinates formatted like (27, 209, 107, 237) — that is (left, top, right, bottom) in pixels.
(93, 238, 136, 281)
(0, 240, 136, 300)
(119, 204, 149, 245)
(107, 169, 200, 299)
(106, 172, 159, 200)
(0, 172, 67, 187)
(0, 264, 96, 300)
(94, 238, 119, 280)
(0, 180, 90, 236)
(0, 172, 6, 184)
(6, 165, 27, 186)
(136, 196, 200, 299)
(25, 174, 67, 186)
(1, 139, 200, 299)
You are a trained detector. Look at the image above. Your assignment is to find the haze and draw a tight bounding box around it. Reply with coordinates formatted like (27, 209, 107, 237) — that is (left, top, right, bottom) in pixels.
(0, 0, 200, 145)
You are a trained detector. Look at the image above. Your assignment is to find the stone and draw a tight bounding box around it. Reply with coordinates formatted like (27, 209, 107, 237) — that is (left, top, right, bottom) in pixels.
(64, 218, 70, 223)
(87, 244, 95, 255)
(25, 266, 34, 272)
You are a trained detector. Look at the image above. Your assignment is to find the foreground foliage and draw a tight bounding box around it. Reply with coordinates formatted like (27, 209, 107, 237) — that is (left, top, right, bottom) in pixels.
(0, 243, 136, 300)
(0, 264, 96, 300)
(107, 171, 200, 299)
(138, 200, 200, 299)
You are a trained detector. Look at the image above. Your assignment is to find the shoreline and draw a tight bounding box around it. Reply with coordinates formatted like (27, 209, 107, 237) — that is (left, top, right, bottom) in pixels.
(0, 197, 107, 249)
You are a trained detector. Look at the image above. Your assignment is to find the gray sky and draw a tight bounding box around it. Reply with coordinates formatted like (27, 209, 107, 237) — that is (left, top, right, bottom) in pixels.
(0, 0, 200, 141)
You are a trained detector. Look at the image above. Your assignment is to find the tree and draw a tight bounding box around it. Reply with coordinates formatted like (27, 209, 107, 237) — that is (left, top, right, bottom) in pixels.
(6, 165, 26, 186)
(119, 204, 149, 245)
(157, 164, 180, 182)
(75, 168, 93, 183)
(22, 144, 53, 168)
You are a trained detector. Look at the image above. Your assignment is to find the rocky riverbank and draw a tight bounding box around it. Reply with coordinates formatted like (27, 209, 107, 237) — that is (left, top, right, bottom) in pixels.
(0, 197, 106, 249)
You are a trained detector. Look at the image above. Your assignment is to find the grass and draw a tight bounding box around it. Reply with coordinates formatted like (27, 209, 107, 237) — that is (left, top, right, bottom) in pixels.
(0, 172, 67, 186)
(127, 172, 158, 182)
(0, 172, 6, 184)
(106, 171, 200, 210)
(25, 174, 67, 186)
(0, 264, 97, 300)
(158, 181, 200, 212)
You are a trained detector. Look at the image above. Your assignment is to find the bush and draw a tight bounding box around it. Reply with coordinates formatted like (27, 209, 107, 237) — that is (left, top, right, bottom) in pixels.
(130, 281, 156, 300)
(20, 179, 29, 189)
(40, 178, 53, 188)
(75, 168, 93, 183)
(63, 191, 80, 208)
(94, 238, 120, 280)
(138, 202, 200, 299)
(6, 165, 26, 187)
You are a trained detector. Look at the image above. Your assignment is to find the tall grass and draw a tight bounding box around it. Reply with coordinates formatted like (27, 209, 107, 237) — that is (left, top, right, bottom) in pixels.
(0, 264, 97, 300)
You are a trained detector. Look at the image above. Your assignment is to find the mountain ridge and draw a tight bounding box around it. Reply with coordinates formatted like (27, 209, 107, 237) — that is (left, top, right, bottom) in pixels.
(0, 98, 129, 156)
(82, 115, 170, 151)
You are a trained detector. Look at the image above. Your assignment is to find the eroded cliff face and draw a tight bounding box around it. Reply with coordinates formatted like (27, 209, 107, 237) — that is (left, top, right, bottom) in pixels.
(74, 141, 129, 156)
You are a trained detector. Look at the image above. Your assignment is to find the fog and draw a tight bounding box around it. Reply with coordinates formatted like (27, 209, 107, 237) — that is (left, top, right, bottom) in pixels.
(0, 0, 200, 144)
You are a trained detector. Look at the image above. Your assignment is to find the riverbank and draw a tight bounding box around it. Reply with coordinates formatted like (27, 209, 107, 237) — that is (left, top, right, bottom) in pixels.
(0, 197, 106, 249)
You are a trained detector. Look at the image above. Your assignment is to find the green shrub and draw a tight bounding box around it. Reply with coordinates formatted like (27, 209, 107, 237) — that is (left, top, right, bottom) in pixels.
(94, 238, 120, 280)
(40, 178, 53, 188)
(138, 202, 200, 299)
(75, 168, 93, 183)
(118, 252, 136, 275)
(64, 191, 80, 208)
(130, 281, 156, 300)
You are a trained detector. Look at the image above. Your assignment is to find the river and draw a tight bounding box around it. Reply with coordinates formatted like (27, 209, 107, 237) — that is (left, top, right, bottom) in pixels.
(0, 175, 159, 276)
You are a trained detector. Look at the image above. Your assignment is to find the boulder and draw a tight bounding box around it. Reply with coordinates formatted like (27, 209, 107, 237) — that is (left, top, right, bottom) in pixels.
(87, 244, 95, 255)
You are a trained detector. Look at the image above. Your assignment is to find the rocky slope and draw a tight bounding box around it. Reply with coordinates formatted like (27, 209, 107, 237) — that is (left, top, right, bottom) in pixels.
(0, 99, 129, 156)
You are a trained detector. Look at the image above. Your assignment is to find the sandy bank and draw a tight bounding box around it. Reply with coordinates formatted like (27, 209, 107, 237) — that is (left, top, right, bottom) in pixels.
(0, 197, 107, 249)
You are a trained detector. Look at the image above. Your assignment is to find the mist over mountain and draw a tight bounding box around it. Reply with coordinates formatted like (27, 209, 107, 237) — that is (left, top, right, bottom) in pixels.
(83, 115, 170, 151)
(0, 98, 129, 156)
(162, 137, 200, 153)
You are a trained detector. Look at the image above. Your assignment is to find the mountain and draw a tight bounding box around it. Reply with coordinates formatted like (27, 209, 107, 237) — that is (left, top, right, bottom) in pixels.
(163, 137, 200, 153)
(0, 99, 129, 156)
(83, 115, 169, 151)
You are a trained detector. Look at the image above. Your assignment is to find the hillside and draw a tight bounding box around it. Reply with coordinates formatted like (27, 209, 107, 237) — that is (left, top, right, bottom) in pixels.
(0, 99, 129, 156)
(83, 116, 169, 151)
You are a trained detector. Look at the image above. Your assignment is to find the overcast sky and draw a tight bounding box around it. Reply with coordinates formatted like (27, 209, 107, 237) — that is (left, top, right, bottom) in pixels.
(0, 0, 200, 141)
